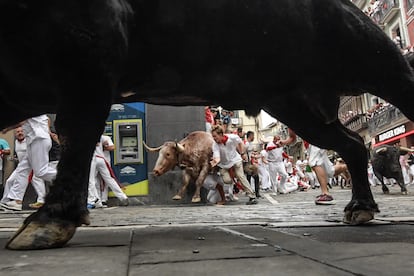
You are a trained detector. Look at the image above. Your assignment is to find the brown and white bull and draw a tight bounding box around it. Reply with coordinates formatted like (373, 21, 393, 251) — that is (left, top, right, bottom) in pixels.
(143, 131, 214, 203)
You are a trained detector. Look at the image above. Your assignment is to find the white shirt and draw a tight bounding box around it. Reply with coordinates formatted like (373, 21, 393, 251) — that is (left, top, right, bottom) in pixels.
(100, 135, 114, 163)
(14, 138, 27, 162)
(258, 149, 268, 166)
(213, 134, 243, 169)
(266, 141, 284, 162)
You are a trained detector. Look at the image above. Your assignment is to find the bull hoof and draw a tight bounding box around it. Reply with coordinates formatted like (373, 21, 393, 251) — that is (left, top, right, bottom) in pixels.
(343, 210, 374, 225)
(6, 211, 90, 250)
(383, 190, 390, 194)
(6, 220, 77, 250)
(402, 190, 408, 195)
(191, 196, 201, 203)
(343, 199, 379, 225)
(172, 195, 182, 200)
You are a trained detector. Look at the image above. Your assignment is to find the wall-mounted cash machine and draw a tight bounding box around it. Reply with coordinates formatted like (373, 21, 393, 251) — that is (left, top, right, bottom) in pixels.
(113, 119, 143, 164)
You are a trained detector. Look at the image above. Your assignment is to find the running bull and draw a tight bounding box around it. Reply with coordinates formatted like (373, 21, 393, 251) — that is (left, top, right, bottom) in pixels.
(143, 131, 214, 203)
(371, 145, 413, 194)
(1, 0, 414, 250)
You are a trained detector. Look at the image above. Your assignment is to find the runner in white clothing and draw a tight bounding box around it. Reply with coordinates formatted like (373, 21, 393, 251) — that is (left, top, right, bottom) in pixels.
(87, 134, 128, 208)
(210, 125, 258, 205)
(95, 134, 115, 206)
(266, 135, 289, 194)
(0, 115, 57, 211)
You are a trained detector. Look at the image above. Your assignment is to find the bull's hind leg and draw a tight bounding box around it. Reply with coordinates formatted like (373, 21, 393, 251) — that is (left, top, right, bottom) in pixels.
(272, 99, 379, 225)
(6, 101, 111, 250)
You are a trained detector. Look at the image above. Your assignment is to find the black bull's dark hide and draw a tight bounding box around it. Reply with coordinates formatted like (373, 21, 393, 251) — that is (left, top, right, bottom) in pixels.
(1, 0, 414, 249)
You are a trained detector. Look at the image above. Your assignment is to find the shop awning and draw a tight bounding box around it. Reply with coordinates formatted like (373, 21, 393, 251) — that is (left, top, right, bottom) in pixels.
(372, 129, 414, 147)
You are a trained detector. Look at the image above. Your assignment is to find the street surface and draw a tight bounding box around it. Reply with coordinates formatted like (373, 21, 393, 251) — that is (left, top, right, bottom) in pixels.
(1, 185, 414, 275)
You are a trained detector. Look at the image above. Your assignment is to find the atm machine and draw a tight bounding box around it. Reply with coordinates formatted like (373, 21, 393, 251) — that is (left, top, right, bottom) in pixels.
(106, 103, 147, 197)
(113, 119, 143, 164)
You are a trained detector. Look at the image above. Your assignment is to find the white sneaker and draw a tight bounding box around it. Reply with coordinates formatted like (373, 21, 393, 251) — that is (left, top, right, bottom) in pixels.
(94, 200, 104, 208)
(0, 200, 22, 211)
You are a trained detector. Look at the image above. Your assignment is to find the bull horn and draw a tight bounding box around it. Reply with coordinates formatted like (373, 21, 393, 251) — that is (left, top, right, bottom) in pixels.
(176, 142, 185, 152)
(142, 141, 163, 152)
(375, 147, 387, 154)
(399, 146, 414, 152)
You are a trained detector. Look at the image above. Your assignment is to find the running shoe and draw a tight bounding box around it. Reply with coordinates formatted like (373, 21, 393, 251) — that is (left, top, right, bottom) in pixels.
(246, 198, 258, 205)
(0, 200, 22, 211)
(29, 202, 44, 209)
(315, 194, 336, 205)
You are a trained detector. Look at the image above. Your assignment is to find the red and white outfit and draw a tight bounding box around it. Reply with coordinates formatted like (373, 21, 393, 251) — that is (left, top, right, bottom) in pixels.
(257, 148, 272, 190)
(212, 133, 256, 199)
(87, 135, 127, 206)
(266, 141, 289, 194)
(1, 137, 48, 204)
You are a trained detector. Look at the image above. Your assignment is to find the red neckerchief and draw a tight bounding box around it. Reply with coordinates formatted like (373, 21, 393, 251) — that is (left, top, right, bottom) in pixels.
(221, 135, 229, 145)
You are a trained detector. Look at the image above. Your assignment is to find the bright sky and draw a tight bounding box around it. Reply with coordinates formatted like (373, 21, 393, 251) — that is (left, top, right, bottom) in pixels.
(260, 109, 277, 127)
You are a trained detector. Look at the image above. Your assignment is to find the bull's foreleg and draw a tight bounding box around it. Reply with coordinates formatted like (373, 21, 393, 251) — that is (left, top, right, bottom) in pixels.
(191, 167, 210, 203)
(281, 106, 379, 225)
(6, 103, 110, 250)
(339, 134, 380, 224)
(381, 181, 390, 194)
(173, 172, 191, 201)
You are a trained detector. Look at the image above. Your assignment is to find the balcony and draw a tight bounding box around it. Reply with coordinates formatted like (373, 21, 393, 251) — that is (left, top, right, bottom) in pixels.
(367, 105, 407, 135)
(343, 114, 368, 132)
(376, 0, 399, 24)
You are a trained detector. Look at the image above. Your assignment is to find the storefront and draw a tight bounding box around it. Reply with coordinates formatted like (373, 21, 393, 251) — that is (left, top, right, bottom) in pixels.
(372, 122, 414, 148)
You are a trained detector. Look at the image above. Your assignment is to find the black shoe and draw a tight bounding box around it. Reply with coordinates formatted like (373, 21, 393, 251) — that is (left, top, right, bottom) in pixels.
(246, 198, 258, 205)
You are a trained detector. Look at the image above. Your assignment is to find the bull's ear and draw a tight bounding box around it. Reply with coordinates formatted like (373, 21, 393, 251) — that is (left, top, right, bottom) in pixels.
(142, 141, 162, 152)
(176, 142, 185, 152)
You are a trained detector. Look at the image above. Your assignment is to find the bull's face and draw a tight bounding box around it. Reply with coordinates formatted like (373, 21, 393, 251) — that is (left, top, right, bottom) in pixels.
(143, 141, 185, 176)
(153, 144, 179, 176)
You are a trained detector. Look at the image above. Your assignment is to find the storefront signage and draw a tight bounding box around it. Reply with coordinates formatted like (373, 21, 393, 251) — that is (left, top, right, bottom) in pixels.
(378, 125, 406, 142)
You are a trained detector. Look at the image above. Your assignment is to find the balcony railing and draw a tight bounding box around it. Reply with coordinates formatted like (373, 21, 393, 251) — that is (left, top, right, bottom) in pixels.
(367, 105, 405, 135)
(343, 114, 368, 132)
(375, 0, 399, 24)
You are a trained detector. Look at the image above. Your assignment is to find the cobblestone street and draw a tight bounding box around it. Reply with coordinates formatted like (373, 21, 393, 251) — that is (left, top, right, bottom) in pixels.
(1, 185, 414, 231)
(1, 184, 414, 275)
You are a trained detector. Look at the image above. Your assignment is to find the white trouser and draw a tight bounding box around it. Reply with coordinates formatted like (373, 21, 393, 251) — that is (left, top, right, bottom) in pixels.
(31, 161, 58, 203)
(204, 173, 225, 204)
(2, 138, 56, 202)
(402, 166, 410, 184)
(409, 165, 414, 184)
(26, 138, 56, 182)
(284, 175, 299, 193)
(268, 161, 288, 193)
(1, 167, 29, 202)
(88, 156, 127, 204)
(258, 164, 272, 190)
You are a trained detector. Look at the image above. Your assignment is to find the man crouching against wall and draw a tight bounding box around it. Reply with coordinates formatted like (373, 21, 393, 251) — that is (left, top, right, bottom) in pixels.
(210, 125, 258, 205)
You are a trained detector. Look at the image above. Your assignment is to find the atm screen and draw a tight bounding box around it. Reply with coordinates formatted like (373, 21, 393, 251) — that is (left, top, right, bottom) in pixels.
(122, 137, 137, 147)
